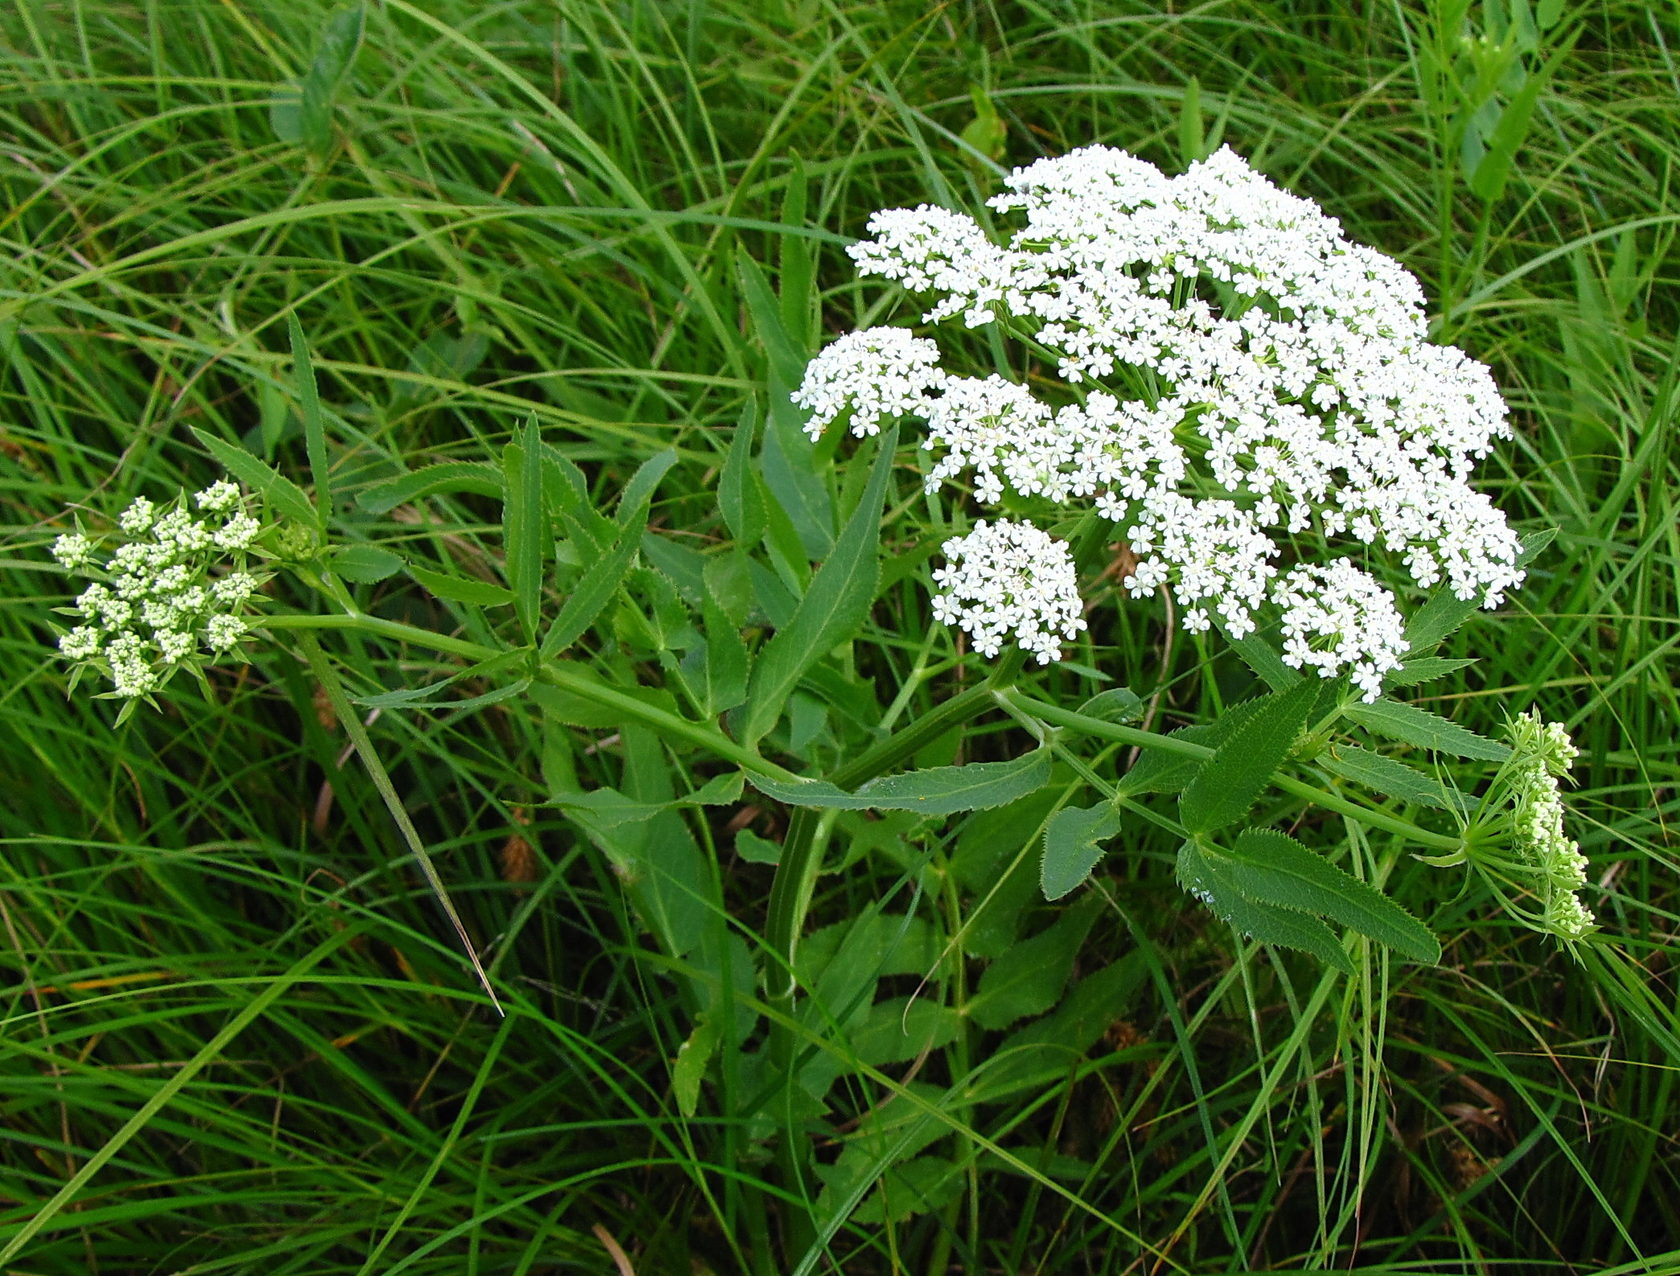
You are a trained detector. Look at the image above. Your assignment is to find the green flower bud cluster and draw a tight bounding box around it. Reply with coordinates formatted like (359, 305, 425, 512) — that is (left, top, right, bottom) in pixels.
(1501, 709, 1595, 943)
(1449, 709, 1595, 947)
(49, 478, 268, 713)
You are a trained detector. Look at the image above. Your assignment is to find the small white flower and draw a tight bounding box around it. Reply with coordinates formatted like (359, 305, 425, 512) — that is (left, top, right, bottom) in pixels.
(106, 633, 157, 698)
(205, 613, 248, 652)
(118, 496, 155, 535)
(51, 533, 93, 570)
(212, 513, 261, 551)
(171, 585, 209, 615)
(153, 628, 195, 664)
(791, 326, 946, 440)
(140, 599, 179, 630)
(211, 572, 257, 607)
(195, 480, 240, 512)
(1273, 560, 1406, 701)
(58, 626, 102, 660)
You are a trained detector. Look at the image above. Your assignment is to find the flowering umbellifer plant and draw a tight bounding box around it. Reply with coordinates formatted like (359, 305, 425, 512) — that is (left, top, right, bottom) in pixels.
(793, 145, 1595, 954)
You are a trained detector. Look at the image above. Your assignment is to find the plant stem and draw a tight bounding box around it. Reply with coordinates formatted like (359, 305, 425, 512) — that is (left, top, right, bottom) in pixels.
(764, 648, 1028, 1002)
(1000, 687, 1462, 851)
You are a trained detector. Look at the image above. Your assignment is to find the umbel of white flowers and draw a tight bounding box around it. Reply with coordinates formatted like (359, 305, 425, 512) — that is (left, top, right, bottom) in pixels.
(793, 146, 1525, 698)
(49, 478, 266, 709)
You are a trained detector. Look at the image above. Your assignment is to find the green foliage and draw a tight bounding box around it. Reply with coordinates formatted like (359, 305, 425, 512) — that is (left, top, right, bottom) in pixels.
(739, 426, 895, 745)
(1039, 800, 1123, 901)
(3, 1, 1677, 1273)
(749, 749, 1049, 813)
(1180, 678, 1317, 834)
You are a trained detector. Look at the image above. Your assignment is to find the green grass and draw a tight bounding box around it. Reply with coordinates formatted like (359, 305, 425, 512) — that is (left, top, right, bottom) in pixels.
(2, 0, 1678, 1272)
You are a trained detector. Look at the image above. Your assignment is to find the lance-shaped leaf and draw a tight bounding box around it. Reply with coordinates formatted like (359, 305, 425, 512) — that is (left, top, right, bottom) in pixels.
(326, 545, 403, 583)
(1040, 802, 1123, 901)
(541, 513, 641, 656)
(358, 461, 502, 514)
(1320, 744, 1467, 813)
(1177, 841, 1354, 974)
(1383, 656, 1476, 688)
(193, 429, 317, 529)
(1220, 829, 1440, 964)
(739, 426, 895, 745)
(1180, 678, 1317, 834)
(407, 563, 513, 608)
(748, 749, 1049, 816)
(1343, 699, 1510, 761)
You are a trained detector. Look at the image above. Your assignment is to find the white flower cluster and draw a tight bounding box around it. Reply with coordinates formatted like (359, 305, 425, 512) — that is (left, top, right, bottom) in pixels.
(49, 479, 266, 706)
(793, 146, 1525, 691)
(930, 521, 1087, 663)
(1495, 709, 1595, 943)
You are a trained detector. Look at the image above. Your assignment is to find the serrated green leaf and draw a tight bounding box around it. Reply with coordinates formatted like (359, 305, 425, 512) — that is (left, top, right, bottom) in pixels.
(740, 426, 895, 745)
(1180, 678, 1317, 834)
(1228, 629, 1303, 692)
(1384, 656, 1476, 688)
(685, 591, 748, 716)
(546, 449, 612, 556)
(502, 418, 545, 645)
(748, 749, 1050, 815)
(615, 448, 677, 524)
(326, 544, 404, 583)
(1221, 829, 1440, 964)
(1343, 699, 1510, 761)
(550, 771, 743, 825)
(356, 462, 502, 514)
(702, 552, 754, 628)
(540, 514, 643, 657)
(1040, 802, 1123, 901)
(1176, 841, 1354, 974)
(1320, 744, 1466, 812)
(967, 896, 1100, 1031)
(737, 246, 807, 388)
(193, 428, 318, 529)
(406, 563, 513, 608)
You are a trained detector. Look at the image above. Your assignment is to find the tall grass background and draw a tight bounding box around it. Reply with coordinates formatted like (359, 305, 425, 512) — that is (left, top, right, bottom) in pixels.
(1, 0, 1676, 1271)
